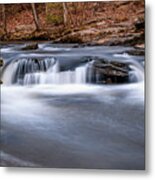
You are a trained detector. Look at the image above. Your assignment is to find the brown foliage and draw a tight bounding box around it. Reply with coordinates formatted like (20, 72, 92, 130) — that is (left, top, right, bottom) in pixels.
(0, 1, 144, 43)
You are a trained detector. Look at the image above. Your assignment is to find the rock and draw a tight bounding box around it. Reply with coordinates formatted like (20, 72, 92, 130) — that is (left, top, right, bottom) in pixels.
(54, 33, 84, 43)
(135, 44, 145, 49)
(0, 58, 4, 67)
(134, 18, 144, 31)
(0, 58, 4, 84)
(15, 25, 35, 32)
(93, 60, 129, 84)
(32, 31, 49, 40)
(22, 43, 38, 50)
(101, 32, 145, 46)
(125, 48, 145, 56)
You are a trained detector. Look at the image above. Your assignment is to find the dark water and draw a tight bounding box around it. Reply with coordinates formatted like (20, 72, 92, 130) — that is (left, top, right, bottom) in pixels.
(0, 43, 145, 169)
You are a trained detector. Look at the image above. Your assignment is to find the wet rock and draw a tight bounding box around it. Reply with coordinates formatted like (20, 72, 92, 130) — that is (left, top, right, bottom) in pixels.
(93, 60, 129, 84)
(22, 43, 38, 50)
(0, 58, 4, 67)
(0, 58, 4, 84)
(125, 48, 145, 56)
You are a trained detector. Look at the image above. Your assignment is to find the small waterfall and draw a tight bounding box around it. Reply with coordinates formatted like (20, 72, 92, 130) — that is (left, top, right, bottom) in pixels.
(2, 55, 144, 86)
(2, 57, 55, 85)
(128, 61, 144, 83)
(75, 64, 88, 84)
(114, 53, 144, 83)
(23, 62, 91, 85)
(2, 57, 94, 85)
(1, 61, 19, 85)
(47, 60, 59, 73)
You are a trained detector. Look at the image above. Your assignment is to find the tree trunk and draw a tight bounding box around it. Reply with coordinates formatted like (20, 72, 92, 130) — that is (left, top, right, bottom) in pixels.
(63, 3, 68, 25)
(2, 4, 7, 34)
(31, 3, 40, 31)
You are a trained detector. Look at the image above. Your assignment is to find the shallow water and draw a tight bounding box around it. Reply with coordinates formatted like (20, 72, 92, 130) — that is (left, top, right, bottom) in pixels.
(0, 43, 145, 169)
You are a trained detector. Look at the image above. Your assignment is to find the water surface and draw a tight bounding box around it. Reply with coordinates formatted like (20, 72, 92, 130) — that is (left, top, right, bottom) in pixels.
(0, 43, 145, 169)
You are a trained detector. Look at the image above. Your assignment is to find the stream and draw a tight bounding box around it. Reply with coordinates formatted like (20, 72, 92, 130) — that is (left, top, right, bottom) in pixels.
(0, 43, 145, 169)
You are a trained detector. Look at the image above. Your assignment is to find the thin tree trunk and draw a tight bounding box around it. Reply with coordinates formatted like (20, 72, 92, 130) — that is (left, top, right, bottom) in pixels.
(67, 5, 73, 26)
(63, 3, 68, 25)
(2, 4, 7, 34)
(45, 3, 48, 17)
(31, 3, 40, 31)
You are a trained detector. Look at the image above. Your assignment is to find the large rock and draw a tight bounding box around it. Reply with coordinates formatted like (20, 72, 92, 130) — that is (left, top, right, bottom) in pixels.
(93, 60, 129, 84)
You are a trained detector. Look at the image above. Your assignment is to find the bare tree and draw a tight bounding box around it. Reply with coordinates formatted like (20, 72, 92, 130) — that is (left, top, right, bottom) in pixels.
(2, 4, 7, 34)
(63, 3, 68, 25)
(31, 3, 40, 31)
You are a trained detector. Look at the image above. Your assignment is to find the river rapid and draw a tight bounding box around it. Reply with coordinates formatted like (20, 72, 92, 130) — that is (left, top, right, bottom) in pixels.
(0, 43, 145, 169)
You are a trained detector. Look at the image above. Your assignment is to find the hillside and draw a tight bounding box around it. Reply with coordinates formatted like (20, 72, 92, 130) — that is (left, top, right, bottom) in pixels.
(0, 1, 144, 47)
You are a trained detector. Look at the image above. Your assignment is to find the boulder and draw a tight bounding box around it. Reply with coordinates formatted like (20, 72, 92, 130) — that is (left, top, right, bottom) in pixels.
(93, 60, 129, 84)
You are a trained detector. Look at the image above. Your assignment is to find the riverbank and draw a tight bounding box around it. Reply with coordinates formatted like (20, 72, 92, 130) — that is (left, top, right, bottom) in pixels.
(0, 1, 144, 47)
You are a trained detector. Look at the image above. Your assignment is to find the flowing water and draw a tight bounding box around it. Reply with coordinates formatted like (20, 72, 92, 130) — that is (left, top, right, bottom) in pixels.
(0, 43, 145, 169)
